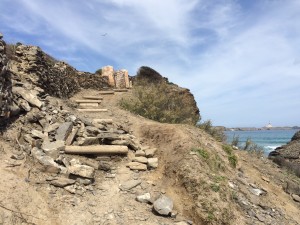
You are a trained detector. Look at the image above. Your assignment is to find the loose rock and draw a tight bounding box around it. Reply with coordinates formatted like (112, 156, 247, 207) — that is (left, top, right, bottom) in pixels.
(153, 195, 173, 216)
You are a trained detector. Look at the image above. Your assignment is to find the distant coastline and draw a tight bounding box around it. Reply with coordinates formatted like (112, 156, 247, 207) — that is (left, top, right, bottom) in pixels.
(223, 126, 300, 131)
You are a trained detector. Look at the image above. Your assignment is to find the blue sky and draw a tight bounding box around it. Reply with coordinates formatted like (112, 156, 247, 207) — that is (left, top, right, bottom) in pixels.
(1, 0, 300, 127)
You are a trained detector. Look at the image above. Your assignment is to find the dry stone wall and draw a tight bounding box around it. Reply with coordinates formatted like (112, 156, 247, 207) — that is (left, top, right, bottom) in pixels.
(0, 33, 13, 118)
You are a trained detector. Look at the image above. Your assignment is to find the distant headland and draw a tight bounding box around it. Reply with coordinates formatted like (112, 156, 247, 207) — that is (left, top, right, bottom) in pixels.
(224, 123, 300, 131)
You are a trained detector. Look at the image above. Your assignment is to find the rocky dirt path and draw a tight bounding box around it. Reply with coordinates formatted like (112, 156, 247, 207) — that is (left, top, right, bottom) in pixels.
(0, 88, 191, 225)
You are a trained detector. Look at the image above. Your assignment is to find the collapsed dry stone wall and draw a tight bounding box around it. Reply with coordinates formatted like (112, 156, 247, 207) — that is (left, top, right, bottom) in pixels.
(0, 33, 13, 117)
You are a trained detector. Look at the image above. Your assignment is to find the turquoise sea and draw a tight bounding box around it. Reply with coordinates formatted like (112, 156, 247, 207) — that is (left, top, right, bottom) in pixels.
(225, 129, 299, 155)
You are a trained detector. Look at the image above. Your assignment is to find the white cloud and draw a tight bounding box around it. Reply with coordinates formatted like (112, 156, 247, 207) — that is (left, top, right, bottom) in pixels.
(0, 0, 300, 126)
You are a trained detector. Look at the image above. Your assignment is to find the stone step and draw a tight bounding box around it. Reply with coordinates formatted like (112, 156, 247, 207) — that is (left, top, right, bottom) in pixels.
(99, 91, 115, 95)
(113, 89, 128, 92)
(65, 145, 128, 155)
(77, 109, 108, 112)
(75, 100, 102, 103)
(78, 103, 99, 108)
(83, 96, 104, 100)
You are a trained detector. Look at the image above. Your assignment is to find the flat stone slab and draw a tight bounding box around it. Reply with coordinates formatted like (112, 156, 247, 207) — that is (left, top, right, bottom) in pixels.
(127, 162, 147, 171)
(119, 180, 142, 191)
(83, 96, 104, 100)
(55, 122, 73, 141)
(145, 148, 157, 158)
(68, 164, 95, 179)
(132, 157, 148, 164)
(12, 87, 43, 108)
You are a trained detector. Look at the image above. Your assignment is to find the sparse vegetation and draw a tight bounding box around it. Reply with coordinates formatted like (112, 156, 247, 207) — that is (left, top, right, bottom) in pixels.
(192, 147, 209, 159)
(222, 144, 238, 168)
(120, 79, 199, 125)
(231, 134, 239, 146)
(197, 120, 226, 142)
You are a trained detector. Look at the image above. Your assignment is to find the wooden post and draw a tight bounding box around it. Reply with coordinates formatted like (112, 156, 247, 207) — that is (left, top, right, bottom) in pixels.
(65, 145, 128, 154)
(113, 89, 128, 92)
(99, 91, 115, 95)
(83, 96, 104, 100)
(79, 103, 99, 108)
(75, 100, 102, 103)
(77, 109, 108, 112)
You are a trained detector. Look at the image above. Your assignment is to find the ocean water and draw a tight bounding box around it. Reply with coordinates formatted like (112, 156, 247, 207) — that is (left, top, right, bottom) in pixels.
(225, 129, 299, 155)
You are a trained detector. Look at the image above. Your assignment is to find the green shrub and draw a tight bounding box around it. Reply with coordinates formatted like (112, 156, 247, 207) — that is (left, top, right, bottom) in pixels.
(211, 183, 220, 192)
(222, 144, 233, 155)
(193, 148, 209, 159)
(120, 79, 199, 125)
(228, 154, 238, 168)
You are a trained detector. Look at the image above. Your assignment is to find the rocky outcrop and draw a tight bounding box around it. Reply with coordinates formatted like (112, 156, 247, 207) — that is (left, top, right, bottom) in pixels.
(269, 130, 300, 176)
(134, 66, 200, 125)
(0, 33, 13, 118)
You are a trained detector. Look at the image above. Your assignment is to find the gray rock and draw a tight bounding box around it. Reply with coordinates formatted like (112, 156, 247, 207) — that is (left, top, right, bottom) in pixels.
(136, 193, 151, 203)
(68, 164, 95, 179)
(41, 140, 65, 159)
(153, 195, 173, 216)
(85, 126, 100, 136)
(145, 148, 157, 158)
(249, 188, 264, 196)
(31, 129, 48, 139)
(0, 33, 3, 39)
(119, 180, 142, 191)
(132, 156, 148, 164)
(255, 213, 265, 222)
(127, 162, 147, 171)
(78, 137, 99, 146)
(56, 122, 73, 141)
(98, 161, 112, 171)
(50, 177, 75, 187)
(292, 194, 300, 202)
(147, 158, 158, 169)
(18, 99, 31, 111)
(44, 122, 60, 133)
(31, 147, 62, 173)
(12, 87, 43, 108)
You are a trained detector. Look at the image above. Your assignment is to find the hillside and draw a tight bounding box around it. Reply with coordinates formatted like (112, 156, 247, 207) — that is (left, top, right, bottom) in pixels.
(1, 33, 300, 225)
